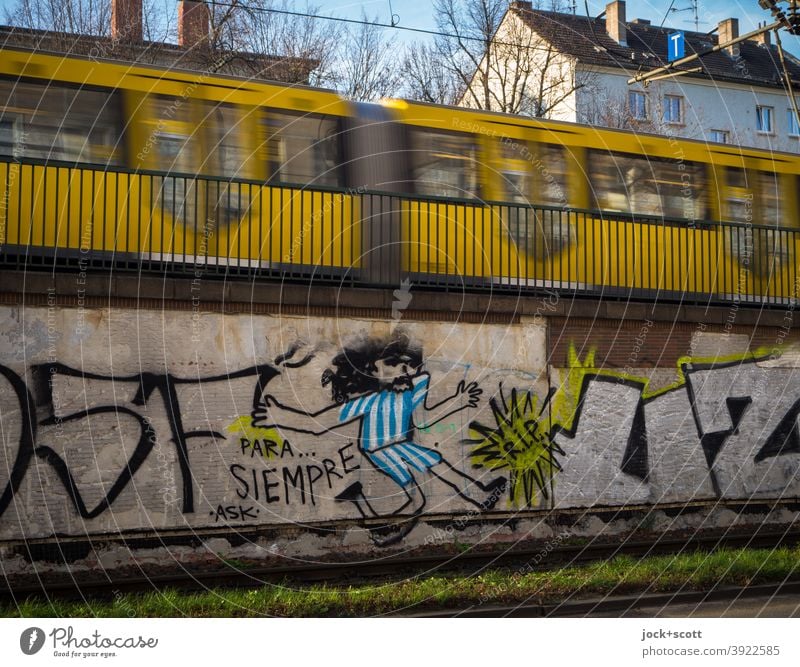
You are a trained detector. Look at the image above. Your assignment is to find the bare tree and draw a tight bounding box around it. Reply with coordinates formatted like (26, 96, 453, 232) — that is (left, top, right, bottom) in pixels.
(333, 11, 402, 101)
(404, 0, 592, 118)
(4, 0, 111, 36)
(401, 41, 461, 105)
(430, 0, 506, 110)
(206, 0, 341, 84)
(210, 3, 402, 100)
(4, 0, 175, 51)
(579, 87, 647, 131)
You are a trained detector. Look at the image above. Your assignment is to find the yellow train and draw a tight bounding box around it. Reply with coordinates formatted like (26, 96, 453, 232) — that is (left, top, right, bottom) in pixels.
(1, 47, 799, 303)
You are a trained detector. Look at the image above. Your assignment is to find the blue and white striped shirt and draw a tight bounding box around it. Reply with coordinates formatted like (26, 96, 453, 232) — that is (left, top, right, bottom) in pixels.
(339, 374, 429, 451)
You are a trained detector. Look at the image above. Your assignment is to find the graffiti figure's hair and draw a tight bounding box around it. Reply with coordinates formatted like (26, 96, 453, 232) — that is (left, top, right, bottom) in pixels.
(322, 337, 423, 404)
(274, 342, 315, 369)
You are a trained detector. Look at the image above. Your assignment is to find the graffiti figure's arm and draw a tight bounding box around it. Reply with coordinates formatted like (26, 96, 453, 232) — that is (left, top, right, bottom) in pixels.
(251, 395, 358, 435)
(417, 376, 483, 428)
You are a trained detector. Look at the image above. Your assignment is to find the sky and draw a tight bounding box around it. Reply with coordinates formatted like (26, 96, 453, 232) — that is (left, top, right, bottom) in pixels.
(1, 0, 798, 55)
(295, 0, 800, 55)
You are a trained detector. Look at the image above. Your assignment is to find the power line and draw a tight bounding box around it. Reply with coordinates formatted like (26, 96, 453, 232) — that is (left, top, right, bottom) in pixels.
(205, 0, 800, 73)
(203, 0, 595, 53)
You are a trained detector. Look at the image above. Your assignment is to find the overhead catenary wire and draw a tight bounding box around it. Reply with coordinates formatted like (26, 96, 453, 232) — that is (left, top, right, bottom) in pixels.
(387, 0, 399, 27)
(206, 0, 800, 78)
(202, 0, 609, 54)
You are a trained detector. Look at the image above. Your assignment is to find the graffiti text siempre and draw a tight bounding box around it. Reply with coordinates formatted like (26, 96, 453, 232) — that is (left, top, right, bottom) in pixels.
(223, 440, 360, 516)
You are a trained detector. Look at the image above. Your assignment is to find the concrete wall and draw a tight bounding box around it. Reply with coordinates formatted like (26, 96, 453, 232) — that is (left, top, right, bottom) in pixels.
(1, 302, 798, 559)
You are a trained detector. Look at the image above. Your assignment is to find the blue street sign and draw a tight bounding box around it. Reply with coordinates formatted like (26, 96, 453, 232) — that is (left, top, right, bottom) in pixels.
(668, 31, 685, 61)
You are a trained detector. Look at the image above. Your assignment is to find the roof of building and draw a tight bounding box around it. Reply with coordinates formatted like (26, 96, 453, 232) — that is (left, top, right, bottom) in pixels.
(510, 5, 800, 89)
(0, 24, 317, 84)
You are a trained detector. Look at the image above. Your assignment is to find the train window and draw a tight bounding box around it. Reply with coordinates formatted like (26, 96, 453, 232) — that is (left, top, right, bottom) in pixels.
(724, 167, 752, 224)
(501, 169, 530, 204)
(0, 80, 122, 164)
(202, 102, 251, 178)
(0, 118, 21, 157)
(536, 144, 569, 207)
(151, 94, 191, 124)
(727, 167, 749, 190)
(498, 138, 531, 204)
(265, 110, 342, 187)
(589, 150, 705, 220)
(659, 161, 705, 219)
(412, 128, 479, 199)
(500, 138, 523, 160)
(497, 141, 568, 207)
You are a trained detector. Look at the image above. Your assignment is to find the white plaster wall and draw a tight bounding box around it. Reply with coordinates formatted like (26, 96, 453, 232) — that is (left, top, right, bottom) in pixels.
(576, 67, 800, 153)
(460, 17, 799, 154)
(460, 13, 580, 120)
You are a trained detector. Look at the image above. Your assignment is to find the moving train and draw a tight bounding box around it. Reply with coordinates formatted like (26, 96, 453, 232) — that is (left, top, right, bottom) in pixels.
(1, 46, 799, 302)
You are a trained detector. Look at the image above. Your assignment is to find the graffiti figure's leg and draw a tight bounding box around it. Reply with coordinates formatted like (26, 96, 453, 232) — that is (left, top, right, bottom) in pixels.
(394, 478, 426, 516)
(368, 478, 426, 547)
(334, 481, 378, 518)
(429, 460, 507, 510)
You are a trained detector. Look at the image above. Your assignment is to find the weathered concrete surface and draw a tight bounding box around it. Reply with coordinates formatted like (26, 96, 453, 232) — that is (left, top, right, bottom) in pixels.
(1, 302, 799, 570)
(0, 306, 547, 542)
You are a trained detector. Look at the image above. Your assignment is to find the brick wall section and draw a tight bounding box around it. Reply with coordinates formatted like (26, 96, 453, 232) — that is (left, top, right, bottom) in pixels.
(1, 270, 795, 328)
(549, 316, 798, 368)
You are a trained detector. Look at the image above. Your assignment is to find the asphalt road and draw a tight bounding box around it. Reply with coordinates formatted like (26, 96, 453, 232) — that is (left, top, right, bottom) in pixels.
(579, 593, 800, 617)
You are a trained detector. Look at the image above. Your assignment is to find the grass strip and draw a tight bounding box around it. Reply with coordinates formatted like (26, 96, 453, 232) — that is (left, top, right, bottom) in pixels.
(4, 544, 800, 617)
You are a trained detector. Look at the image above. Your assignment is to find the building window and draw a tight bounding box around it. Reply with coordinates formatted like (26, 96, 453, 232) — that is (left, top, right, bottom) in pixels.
(756, 105, 774, 133)
(663, 95, 683, 124)
(789, 109, 800, 136)
(628, 91, 647, 120)
(709, 130, 729, 144)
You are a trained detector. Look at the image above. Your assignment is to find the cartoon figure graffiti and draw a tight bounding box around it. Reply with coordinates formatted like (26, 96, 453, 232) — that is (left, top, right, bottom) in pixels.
(251, 337, 507, 542)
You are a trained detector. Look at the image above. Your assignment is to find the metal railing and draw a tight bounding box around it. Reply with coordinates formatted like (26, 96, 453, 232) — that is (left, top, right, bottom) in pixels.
(1, 157, 798, 306)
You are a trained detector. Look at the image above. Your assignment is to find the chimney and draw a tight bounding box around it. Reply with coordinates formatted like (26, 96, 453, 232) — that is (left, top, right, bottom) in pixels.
(510, 1, 533, 9)
(751, 22, 771, 47)
(606, 1, 627, 47)
(178, 0, 210, 49)
(718, 18, 739, 57)
(111, 0, 143, 42)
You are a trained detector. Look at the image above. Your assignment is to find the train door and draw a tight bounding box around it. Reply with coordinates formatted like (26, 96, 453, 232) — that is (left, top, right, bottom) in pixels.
(124, 92, 200, 263)
(404, 126, 493, 283)
(749, 169, 796, 301)
(199, 101, 262, 267)
(149, 95, 198, 229)
(720, 167, 761, 299)
(493, 139, 575, 287)
(261, 108, 354, 276)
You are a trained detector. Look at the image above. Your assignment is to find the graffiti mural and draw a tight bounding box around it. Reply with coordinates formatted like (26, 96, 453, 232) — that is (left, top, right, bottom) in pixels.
(250, 336, 506, 544)
(0, 305, 798, 548)
(545, 344, 800, 507)
(0, 320, 515, 544)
